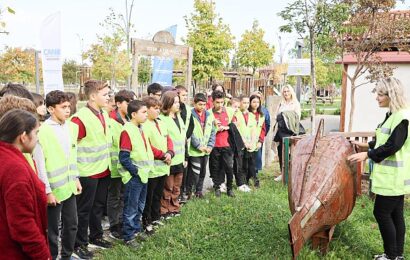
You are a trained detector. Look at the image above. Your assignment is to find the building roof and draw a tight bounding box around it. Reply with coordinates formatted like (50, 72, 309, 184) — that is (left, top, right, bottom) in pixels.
(336, 51, 410, 64)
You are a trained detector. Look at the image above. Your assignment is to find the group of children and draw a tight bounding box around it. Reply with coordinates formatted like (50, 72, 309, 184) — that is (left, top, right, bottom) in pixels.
(0, 80, 270, 260)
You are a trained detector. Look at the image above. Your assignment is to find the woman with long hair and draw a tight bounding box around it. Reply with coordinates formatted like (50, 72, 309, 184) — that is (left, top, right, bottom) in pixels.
(0, 109, 50, 259)
(159, 91, 186, 218)
(274, 85, 302, 182)
(348, 78, 409, 260)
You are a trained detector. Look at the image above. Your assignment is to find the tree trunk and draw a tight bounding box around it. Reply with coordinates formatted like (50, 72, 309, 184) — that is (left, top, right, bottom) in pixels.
(348, 79, 356, 132)
(309, 28, 317, 134)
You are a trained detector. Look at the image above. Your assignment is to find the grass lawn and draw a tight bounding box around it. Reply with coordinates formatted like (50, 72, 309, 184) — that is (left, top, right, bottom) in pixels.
(302, 97, 341, 116)
(97, 164, 410, 259)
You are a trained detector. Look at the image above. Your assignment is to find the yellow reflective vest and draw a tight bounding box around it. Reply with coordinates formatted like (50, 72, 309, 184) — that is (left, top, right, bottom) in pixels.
(371, 109, 410, 196)
(38, 122, 79, 202)
(117, 122, 154, 184)
(75, 107, 112, 177)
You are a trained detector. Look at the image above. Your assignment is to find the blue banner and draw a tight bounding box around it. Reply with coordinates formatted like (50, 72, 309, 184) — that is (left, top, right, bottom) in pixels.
(151, 25, 177, 86)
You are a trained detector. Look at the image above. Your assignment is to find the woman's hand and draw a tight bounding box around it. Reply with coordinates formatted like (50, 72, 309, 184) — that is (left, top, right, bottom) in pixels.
(347, 152, 368, 163)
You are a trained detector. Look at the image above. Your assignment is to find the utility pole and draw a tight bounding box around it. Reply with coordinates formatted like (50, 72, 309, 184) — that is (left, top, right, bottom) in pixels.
(295, 40, 304, 102)
(35, 50, 40, 94)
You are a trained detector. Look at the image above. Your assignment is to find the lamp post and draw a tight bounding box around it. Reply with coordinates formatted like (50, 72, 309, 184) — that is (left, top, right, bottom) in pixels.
(295, 40, 304, 102)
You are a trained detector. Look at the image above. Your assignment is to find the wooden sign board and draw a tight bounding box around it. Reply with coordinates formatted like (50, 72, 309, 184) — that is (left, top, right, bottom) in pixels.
(132, 39, 189, 59)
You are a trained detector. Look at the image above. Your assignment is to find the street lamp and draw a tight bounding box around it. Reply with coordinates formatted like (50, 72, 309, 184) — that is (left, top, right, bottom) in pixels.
(295, 40, 304, 102)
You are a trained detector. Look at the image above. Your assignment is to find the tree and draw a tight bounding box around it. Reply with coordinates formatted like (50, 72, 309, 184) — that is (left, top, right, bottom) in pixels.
(0, 6, 15, 34)
(100, 1, 135, 88)
(83, 32, 131, 88)
(0, 47, 38, 84)
(236, 20, 275, 76)
(338, 0, 410, 131)
(62, 59, 79, 85)
(279, 0, 349, 133)
(184, 0, 234, 82)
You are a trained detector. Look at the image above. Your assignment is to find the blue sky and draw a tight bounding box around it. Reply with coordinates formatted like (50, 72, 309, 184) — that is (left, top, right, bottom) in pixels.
(0, 0, 408, 63)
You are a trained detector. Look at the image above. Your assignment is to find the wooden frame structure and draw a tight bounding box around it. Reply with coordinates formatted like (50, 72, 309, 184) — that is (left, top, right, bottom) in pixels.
(130, 31, 193, 97)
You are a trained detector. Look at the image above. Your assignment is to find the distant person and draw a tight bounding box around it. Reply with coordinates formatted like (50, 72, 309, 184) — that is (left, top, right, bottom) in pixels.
(147, 83, 163, 100)
(66, 92, 78, 116)
(206, 83, 231, 110)
(0, 109, 51, 259)
(348, 78, 409, 260)
(31, 92, 47, 121)
(273, 85, 301, 182)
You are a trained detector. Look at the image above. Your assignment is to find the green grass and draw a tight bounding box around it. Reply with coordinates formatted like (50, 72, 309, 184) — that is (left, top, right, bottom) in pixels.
(302, 98, 341, 112)
(97, 165, 410, 259)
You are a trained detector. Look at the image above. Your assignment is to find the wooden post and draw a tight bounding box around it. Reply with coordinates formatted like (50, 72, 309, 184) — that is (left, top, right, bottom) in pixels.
(264, 95, 281, 168)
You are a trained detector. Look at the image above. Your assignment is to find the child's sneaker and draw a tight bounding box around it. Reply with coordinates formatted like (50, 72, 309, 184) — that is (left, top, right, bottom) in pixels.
(125, 239, 140, 249)
(220, 183, 227, 192)
(238, 184, 251, 192)
(374, 253, 391, 260)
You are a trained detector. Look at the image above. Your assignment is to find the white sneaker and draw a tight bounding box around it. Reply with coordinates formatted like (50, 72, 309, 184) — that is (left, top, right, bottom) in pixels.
(238, 185, 251, 192)
(274, 175, 283, 182)
(374, 253, 391, 260)
(220, 183, 227, 193)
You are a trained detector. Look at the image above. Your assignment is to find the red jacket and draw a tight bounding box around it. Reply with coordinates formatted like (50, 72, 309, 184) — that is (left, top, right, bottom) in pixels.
(0, 141, 50, 260)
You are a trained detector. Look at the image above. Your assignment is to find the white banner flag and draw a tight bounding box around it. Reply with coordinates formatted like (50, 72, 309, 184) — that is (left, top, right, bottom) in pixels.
(40, 12, 63, 95)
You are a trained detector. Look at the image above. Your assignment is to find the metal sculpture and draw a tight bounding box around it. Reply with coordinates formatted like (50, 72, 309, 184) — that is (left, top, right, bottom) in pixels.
(287, 120, 357, 259)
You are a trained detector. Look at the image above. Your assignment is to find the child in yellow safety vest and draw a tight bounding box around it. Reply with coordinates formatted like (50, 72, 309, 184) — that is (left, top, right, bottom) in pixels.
(159, 91, 186, 218)
(141, 97, 175, 234)
(235, 95, 257, 192)
(37, 90, 82, 260)
(186, 93, 216, 198)
(118, 100, 153, 247)
(248, 94, 266, 188)
(71, 80, 112, 258)
(106, 90, 134, 240)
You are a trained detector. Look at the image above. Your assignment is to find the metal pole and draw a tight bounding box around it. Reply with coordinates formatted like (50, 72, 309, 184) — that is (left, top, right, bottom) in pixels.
(296, 41, 304, 102)
(35, 50, 40, 94)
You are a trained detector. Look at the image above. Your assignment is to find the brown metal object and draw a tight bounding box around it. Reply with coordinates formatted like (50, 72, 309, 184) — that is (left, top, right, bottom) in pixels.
(288, 120, 357, 259)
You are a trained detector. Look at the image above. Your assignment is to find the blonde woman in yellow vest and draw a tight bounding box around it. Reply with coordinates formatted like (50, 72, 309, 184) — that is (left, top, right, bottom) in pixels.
(248, 94, 266, 188)
(159, 91, 186, 218)
(37, 90, 82, 260)
(70, 80, 112, 257)
(117, 100, 154, 247)
(106, 90, 134, 240)
(348, 78, 410, 260)
(235, 95, 257, 192)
